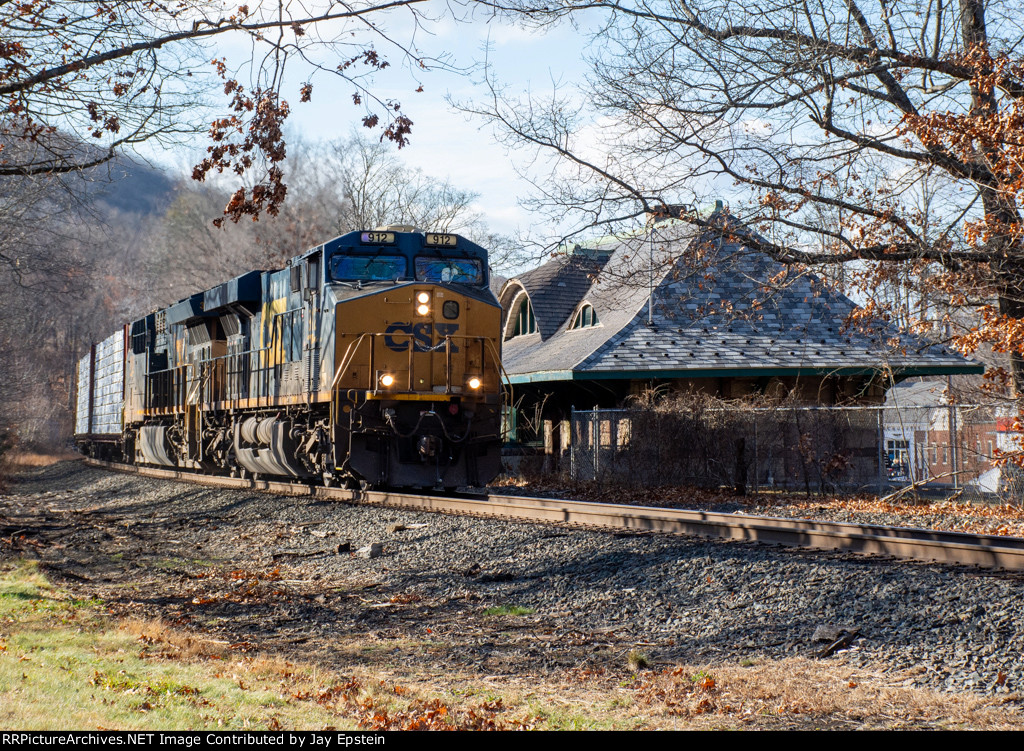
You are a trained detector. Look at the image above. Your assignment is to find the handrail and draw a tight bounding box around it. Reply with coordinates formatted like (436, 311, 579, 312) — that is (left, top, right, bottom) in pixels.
(186, 361, 210, 405)
(199, 347, 273, 403)
(484, 339, 510, 393)
(145, 363, 190, 412)
(331, 333, 371, 391)
(147, 347, 276, 409)
(330, 332, 503, 398)
(484, 338, 513, 441)
(142, 333, 503, 415)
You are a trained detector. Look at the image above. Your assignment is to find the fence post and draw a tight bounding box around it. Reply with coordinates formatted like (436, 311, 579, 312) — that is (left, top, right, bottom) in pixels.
(570, 405, 575, 482)
(753, 417, 759, 493)
(610, 413, 618, 479)
(593, 408, 600, 481)
(877, 407, 884, 495)
(949, 402, 959, 491)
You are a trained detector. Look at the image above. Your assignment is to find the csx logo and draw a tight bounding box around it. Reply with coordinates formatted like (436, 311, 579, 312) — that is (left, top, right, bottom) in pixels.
(384, 322, 460, 352)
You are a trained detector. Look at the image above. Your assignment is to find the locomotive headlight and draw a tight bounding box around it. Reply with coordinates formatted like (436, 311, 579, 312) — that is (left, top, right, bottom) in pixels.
(379, 373, 395, 387)
(417, 292, 430, 304)
(468, 377, 481, 390)
(416, 304, 430, 316)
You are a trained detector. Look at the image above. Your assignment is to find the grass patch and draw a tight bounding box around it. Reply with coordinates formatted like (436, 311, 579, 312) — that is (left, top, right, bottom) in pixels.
(0, 561, 347, 730)
(624, 659, 1024, 730)
(627, 651, 651, 671)
(1, 449, 82, 468)
(526, 700, 642, 731)
(482, 605, 535, 617)
(1, 560, 1019, 731)
(0, 561, 542, 730)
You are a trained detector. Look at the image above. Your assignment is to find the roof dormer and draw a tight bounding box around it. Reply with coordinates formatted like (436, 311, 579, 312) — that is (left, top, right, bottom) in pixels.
(569, 302, 601, 330)
(505, 289, 538, 340)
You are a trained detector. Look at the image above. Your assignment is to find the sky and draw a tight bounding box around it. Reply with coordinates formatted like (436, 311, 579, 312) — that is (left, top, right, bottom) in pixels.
(152, 6, 596, 242)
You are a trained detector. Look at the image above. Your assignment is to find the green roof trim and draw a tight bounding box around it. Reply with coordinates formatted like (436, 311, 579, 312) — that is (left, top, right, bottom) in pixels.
(506, 363, 984, 385)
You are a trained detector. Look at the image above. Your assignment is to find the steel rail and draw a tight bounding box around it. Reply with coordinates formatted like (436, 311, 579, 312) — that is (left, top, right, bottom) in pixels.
(84, 459, 1024, 571)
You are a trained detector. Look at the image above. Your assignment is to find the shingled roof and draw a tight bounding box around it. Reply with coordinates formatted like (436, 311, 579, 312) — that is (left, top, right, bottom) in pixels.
(500, 215, 981, 385)
(499, 250, 611, 340)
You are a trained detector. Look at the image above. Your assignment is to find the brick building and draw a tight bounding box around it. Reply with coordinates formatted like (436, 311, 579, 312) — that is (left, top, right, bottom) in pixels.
(884, 381, 1010, 492)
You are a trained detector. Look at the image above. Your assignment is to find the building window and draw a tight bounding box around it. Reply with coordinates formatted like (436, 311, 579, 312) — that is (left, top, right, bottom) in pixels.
(511, 297, 537, 338)
(570, 303, 600, 330)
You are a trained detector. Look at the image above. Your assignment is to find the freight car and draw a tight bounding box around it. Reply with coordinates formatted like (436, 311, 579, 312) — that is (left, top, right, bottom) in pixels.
(75, 228, 505, 489)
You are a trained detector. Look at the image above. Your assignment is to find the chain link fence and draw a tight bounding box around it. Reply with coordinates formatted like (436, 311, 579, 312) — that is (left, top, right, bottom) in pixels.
(565, 398, 1023, 499)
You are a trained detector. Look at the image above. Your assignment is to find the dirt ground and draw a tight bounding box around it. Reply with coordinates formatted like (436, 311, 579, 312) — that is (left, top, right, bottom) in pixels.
(2, 458, 1022, 730)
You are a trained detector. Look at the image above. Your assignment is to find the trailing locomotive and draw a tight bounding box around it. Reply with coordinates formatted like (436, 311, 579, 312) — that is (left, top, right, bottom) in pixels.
(75, 228, 505, 489)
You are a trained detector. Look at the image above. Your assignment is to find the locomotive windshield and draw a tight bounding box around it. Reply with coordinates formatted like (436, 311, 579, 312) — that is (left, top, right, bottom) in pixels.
(415, 257, 484, 285)
(331, 254, 407, 282)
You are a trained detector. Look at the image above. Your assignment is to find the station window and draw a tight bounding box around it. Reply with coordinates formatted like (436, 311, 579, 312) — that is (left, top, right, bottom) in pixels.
(570, 303, 600, 330)
(511, 297, 537, 337)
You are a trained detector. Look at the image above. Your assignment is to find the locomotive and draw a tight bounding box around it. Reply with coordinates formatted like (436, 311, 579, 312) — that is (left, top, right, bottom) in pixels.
(74, 228, 505, 489)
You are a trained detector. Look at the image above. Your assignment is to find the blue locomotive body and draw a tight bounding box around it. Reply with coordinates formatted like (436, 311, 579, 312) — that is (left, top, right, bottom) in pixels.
(75, 229, 505, 489)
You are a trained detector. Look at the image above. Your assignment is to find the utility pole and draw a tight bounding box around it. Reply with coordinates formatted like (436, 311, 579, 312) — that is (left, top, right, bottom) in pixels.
(648, 222, 655, 325)
(946, 316, 959, 490)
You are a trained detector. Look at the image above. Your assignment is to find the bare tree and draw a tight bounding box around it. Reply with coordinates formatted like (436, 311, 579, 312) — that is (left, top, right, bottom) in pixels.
(328, 135, 478, 232)
(469, 0, 1024, 392)
(140, 133, 523, 303)
(0, 0, 487, 221)
(0, 165, 111, 461)
(327, 135, 529, 272)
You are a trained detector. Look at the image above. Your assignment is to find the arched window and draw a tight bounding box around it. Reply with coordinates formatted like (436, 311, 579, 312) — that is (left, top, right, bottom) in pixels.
(570, 303, 599, 330)
(512, 297, 537, 337)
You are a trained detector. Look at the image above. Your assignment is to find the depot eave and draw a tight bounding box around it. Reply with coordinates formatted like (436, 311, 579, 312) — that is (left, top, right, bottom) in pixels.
(505, 362, 984, 386)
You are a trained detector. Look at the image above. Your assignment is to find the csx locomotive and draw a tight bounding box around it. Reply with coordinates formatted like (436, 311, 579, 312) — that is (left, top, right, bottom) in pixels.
(75, 228, 505, 489)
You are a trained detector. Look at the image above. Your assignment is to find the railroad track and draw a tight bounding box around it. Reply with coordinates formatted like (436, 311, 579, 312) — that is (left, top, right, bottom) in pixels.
(84, 458, 1024, 571)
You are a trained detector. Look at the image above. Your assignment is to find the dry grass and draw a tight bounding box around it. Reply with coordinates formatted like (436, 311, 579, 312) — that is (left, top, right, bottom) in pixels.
(0, 562, 539, 730)
(103, 624, 538, 730)
(344, 655, 1024, 730)
(2, 559, 1022, 730)
(621, 658, 1024, 730)
(119, 618, 232, 661)
(0, 561, 346, 730)
(0, 447, 82, 492)
(1, 448, 83, 469)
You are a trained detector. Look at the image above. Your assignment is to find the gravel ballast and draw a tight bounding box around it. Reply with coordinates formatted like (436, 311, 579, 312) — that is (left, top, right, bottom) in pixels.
(3, 460, 1023, 699)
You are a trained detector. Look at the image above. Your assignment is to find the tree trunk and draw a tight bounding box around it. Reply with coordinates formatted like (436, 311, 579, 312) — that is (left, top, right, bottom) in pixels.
(998, 288, 1024, 398)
